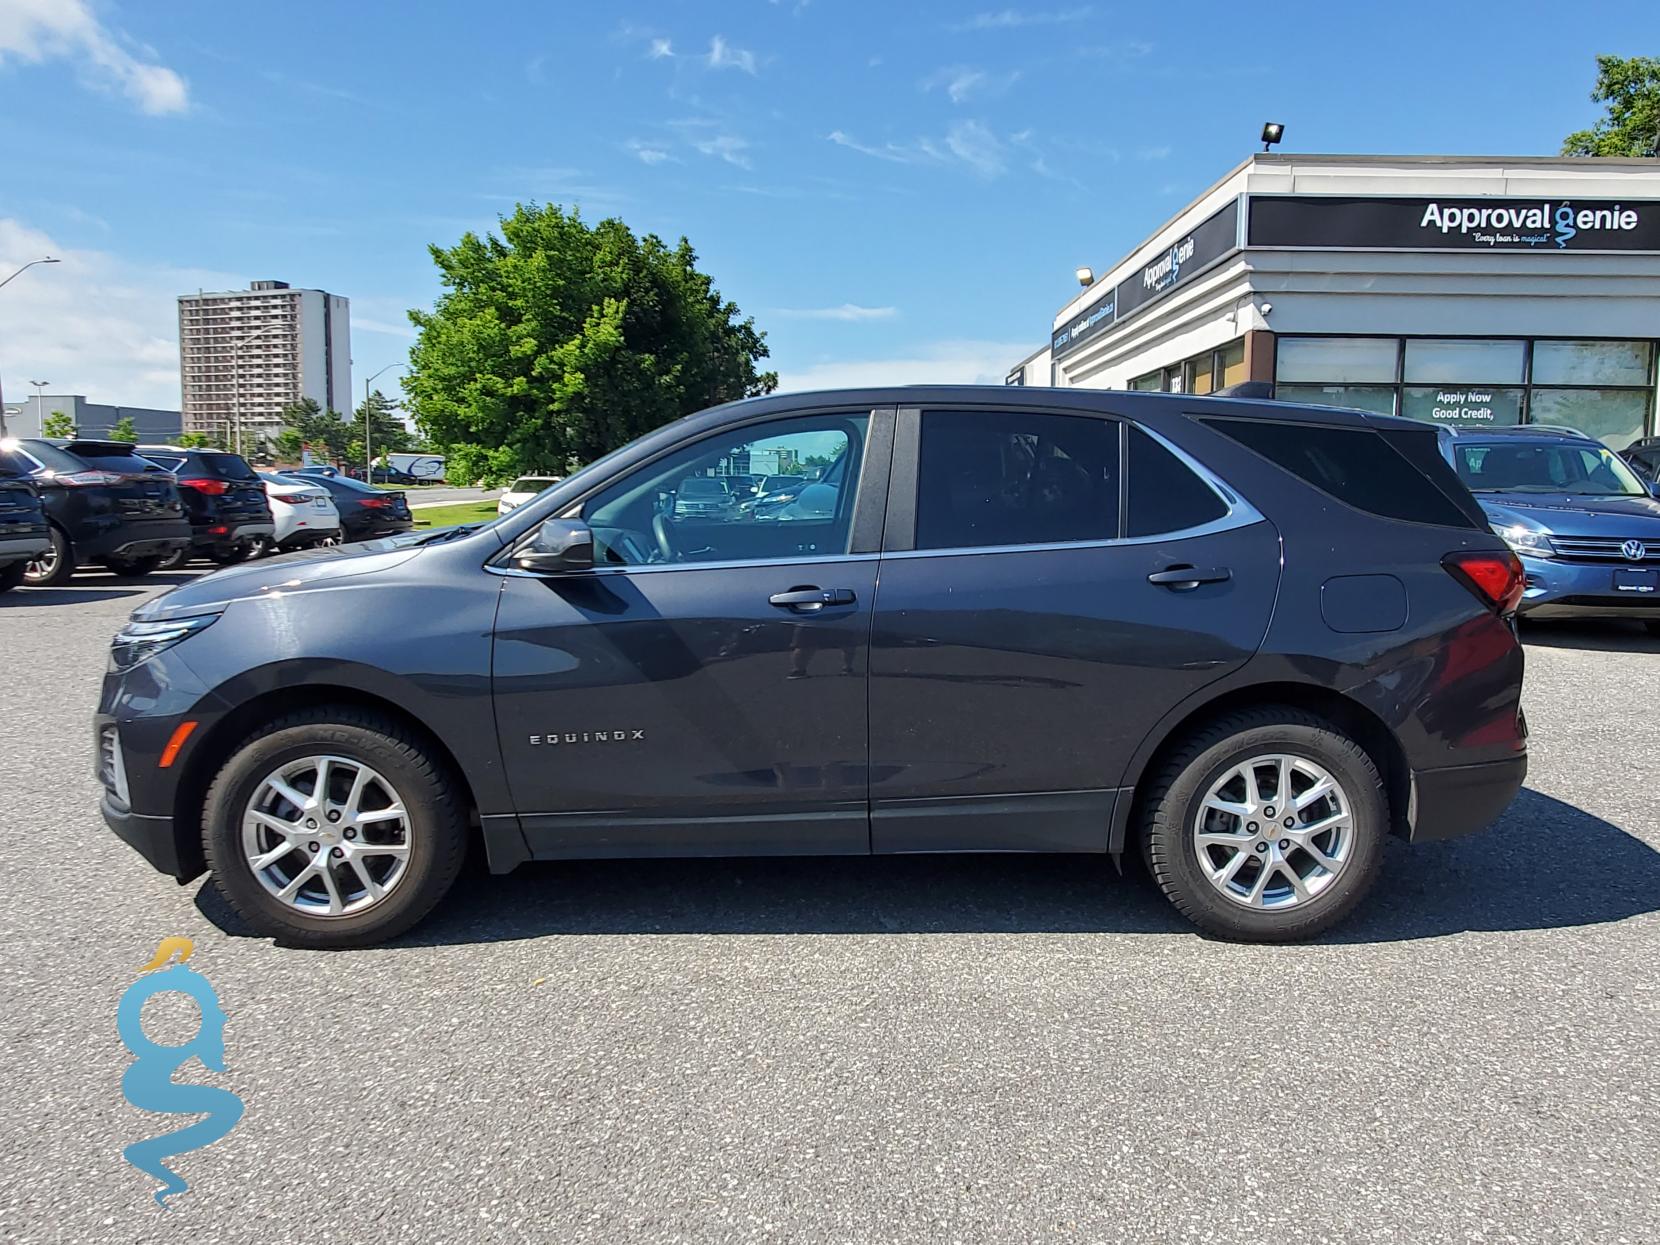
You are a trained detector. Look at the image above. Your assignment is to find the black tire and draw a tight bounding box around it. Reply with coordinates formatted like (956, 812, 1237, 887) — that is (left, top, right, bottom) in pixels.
(101, 554, 165, 577)
(0, 560, 26, 592)
(1644, 620, 1660, 637)
(22, 525, 75, 586)
(155, 545, 194, 572)
(202, 708, 469, 948)
(1141, 707, 1386, 943)
(206, 543, 251, 566)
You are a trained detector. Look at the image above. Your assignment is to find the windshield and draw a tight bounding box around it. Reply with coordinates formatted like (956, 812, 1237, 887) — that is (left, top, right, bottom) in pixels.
(510, 477, 554, 493)
(1452, 442, 1648, 497)
(679, 478, 728, 496)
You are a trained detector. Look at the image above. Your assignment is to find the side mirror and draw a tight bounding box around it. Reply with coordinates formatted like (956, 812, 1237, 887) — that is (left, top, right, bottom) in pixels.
(515, 518, 594, 574)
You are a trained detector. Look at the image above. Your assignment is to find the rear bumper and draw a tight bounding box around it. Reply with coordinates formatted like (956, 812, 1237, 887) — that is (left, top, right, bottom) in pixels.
(190, 520, 275, 548)
(1516, 554, 1660, 619)
(1407, 753, 1527, 843)
(74, 518, 192, 560)
(0, 531, 51, 564)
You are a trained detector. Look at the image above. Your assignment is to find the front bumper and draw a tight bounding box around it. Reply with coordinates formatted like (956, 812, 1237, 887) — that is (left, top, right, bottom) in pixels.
(1516, 554, 1660, 619)
(1407, 753, 1527, 843)
(101, 790, 187, 878)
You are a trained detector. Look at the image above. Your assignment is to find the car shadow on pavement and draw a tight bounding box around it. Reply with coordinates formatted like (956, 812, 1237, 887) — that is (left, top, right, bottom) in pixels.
(193, 786, 1659, 948)
(4, 586, 151, 606)
(1520, 618, 1660, 653)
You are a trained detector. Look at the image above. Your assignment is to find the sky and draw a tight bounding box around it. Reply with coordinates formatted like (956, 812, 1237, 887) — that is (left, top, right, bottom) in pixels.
(0, 0, 1656, 415)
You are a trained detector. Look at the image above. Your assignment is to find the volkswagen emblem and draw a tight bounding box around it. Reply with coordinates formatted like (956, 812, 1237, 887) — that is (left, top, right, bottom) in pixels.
(1622, 539, 1647, 562)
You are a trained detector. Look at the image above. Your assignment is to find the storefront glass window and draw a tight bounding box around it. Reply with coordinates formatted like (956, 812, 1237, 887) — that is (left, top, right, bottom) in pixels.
(1400, 386, 1523, 428)
(1219, 341, 1248, 388)
(1275, 384, 1398, 416)
(1129, 372, 1163, 392)
(1527, 389, 1649, 447)
(1403, 339, 1525, 384)
(1531, 340, 1653, 387)
(1276, 337, 1396, 384)
(1190, 354, 1214, 395)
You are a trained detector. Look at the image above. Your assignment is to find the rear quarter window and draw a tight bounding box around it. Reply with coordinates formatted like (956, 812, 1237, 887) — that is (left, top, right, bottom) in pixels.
(1202, 417, 1481, 530)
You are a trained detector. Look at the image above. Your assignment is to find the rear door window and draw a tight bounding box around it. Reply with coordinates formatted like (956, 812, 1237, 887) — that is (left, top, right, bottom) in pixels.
(1125, 427, 1229, 537)
(142, 452, 188, 472)
(914, 409, 1120, 550)
(200, 453, 260, 481)
(64, 445, 170, 475)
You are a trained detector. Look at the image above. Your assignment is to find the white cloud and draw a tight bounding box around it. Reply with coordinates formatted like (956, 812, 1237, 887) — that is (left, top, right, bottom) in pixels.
(0, 0, 188, 114)
(1137, 144, 1172, 160)
(692, 133, 752, 169)
(775, 340, 1033, 392)
(951, 6, 1093, 30)
(772, 304, 898, 322)
(706, 34, 757, 74)
(648, 37, 673, 59)
(941, 120, 1006, 178)
(0, 218, 239, 411)
(355, 318, 417, 340)
(923, 65, 1020, 103)
(625, 139, 676, 165)
(827, 129, 917, 164)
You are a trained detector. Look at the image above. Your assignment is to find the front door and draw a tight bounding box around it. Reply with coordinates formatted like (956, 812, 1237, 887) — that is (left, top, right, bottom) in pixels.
(492, 407, 892, 858)
(868, 406, 1280, 852)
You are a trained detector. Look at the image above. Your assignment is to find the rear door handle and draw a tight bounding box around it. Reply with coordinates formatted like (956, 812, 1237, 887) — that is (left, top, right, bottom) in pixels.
(769, 586, 856, 612)
(1147, 565, 1231, 589)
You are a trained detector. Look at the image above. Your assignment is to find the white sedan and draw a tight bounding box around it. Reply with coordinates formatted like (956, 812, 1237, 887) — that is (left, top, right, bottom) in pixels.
(497, 474, 562, 517)
(258, 473, 343, 553)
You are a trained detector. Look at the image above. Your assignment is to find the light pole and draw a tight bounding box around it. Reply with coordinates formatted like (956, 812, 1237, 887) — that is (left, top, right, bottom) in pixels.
(230, 322, 286, 456)
(362, 363, 402, 481)
(0, 256, 60, 438)
(29, 380, 50, 436)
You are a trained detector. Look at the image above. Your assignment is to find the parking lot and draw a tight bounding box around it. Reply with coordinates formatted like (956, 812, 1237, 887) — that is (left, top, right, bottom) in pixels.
(2, 570, 1657, 1244)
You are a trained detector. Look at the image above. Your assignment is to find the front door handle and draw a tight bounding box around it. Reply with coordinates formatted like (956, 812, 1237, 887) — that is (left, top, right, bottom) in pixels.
(769, 586, 856, 612)
(1147, 565, 1231, 590)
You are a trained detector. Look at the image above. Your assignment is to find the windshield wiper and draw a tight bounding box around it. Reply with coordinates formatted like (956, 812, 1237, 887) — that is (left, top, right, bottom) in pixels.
(418, 523, 481, 545)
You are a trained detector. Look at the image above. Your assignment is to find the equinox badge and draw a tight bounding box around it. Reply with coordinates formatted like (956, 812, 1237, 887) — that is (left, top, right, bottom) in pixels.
(529, 730, 647, 746)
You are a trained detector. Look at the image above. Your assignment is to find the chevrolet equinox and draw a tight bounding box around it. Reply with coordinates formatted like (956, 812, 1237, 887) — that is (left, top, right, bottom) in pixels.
(96, 388, 1528, 948)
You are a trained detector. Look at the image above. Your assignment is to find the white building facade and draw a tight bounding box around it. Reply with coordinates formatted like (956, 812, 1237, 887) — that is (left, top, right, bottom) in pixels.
(1035, 155, 1660, 447)
(178, 280, 352, 449)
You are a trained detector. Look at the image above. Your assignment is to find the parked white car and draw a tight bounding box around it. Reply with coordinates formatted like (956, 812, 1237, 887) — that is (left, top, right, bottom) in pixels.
(257, 473, 343, 553)
(497, 474, 562, 516)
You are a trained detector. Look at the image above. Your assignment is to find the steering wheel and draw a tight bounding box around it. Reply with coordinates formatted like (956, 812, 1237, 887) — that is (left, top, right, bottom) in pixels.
(651, 511, 677, 562)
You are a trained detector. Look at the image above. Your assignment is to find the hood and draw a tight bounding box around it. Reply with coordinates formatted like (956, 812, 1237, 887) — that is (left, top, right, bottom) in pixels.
(1475, 492, 1660, 537)
(133, 530, 442, 621)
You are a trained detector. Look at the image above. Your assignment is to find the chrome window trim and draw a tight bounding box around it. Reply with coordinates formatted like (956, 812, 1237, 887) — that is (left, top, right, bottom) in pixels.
(879, 516, 1271, 563)
(488, 551, 881, 580)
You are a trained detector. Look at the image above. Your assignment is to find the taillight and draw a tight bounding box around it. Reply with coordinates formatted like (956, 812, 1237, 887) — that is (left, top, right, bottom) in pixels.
(359, 496, 390, 508)
(54, 470, 123, 487)
(178, 477, 229, 496)
(1443, 550, 1525, 615)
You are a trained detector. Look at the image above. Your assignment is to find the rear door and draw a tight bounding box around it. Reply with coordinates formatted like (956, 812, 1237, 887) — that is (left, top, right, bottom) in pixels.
(868, 404, 1281, 853)
(0, 460, 46, 537)
(198, 452, 273, 523)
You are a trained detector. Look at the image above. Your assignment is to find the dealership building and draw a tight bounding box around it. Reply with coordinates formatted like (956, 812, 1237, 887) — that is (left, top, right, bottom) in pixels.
(1013, 154, 1660, 447)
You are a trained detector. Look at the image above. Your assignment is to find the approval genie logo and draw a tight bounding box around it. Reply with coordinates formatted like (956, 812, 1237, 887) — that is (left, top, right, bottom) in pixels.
(117, 937, 245, 1207)
(1418, 200, 1639, 249)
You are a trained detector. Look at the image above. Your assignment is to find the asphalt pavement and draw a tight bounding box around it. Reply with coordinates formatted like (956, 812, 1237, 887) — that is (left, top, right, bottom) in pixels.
(1, 570, 1656, 1244)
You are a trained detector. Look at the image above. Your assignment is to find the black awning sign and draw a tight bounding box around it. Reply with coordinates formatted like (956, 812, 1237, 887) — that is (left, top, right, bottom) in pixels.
(1248, 195, 1660, 253)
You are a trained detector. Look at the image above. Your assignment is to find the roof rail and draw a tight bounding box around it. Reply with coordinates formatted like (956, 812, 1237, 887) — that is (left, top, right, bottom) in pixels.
(1441, 424, 1597, 441)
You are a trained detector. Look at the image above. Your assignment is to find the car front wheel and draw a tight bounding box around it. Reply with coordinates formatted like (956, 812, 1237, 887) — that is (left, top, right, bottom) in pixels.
(1142, 707, 1385, 942)
(202, 708, 470, 948)
(101, 554, 165, 577)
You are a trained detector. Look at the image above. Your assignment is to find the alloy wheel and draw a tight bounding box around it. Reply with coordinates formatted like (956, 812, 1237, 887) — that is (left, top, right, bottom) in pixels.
(1192, 753, 1354, 910)
(241, 754, 412, 918)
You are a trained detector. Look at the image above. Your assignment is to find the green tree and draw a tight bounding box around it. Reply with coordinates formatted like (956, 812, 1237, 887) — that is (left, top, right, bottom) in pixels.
(41, 411, 75, 438)
(175, 431, 213, 449)
(355, 388, 416, 462)
(277, 397, 352, 462)
(405, 203, 777, 488)
(1563, 55, 1660, 156)
(109, 415, 138, 443)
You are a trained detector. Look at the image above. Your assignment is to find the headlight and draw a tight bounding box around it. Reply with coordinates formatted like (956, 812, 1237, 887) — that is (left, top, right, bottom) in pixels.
(1494, 524, 1556, 558)
(110, 613, 220, 672)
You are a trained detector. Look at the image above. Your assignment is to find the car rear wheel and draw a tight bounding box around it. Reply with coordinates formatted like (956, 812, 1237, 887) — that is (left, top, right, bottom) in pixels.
(202, 708, 469, 948)
(101, 554, 165, 577)
(155, 546, 193, 572)
(22, 526, 75, 586)
(206, 543, 251, 566)
(1142, 707, 1385, 942)
(0, 561, 26, 592)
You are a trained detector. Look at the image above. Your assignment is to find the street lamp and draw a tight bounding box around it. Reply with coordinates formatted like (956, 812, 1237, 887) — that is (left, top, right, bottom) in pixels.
(0, 256, 60, 438)
(230, 322, 287, 456)
(29, 380, 50, 436)
(362, 363, 403, 481)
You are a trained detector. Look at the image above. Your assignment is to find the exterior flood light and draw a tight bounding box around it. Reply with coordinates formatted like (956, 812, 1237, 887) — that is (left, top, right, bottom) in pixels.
(1075, 266, 1095, 287)
(1261, 122, 1285, 151)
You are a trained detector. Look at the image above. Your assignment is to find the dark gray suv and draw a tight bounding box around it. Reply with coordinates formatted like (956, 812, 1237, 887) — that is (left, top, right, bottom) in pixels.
(96, 388, 1528, 948)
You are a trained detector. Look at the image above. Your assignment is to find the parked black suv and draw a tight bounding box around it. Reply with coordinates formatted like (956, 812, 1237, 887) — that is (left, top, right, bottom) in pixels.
(0, 460, 51, 592)
(96, 388, 1527, 948)
(0, 438, 190, 584)
(135, 446, 274, 568)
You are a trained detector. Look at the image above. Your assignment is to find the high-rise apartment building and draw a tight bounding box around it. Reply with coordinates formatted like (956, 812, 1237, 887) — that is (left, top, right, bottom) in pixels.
(177, 280, 352, 448)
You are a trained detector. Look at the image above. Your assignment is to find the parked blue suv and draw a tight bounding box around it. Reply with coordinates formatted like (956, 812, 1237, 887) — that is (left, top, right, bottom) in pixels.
(1441, 426, 1660, 632)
